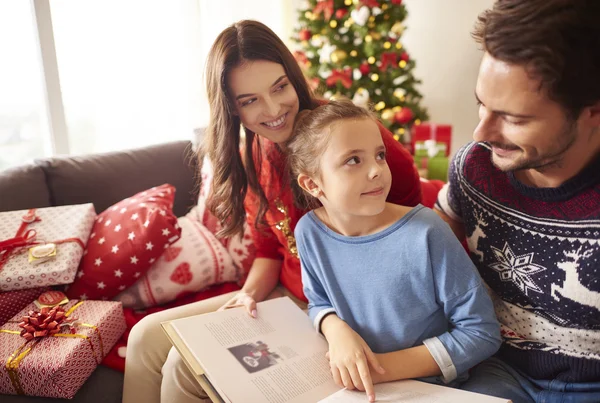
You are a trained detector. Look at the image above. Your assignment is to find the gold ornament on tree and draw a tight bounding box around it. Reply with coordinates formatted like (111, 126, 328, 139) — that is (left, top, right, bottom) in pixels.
(391, 22, 404, 36)
(381, 108, 395, 122)
(330, 49, 348, 64)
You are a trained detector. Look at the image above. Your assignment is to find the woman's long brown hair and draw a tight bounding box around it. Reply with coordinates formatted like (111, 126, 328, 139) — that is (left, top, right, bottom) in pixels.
(202, 20, 318, 238)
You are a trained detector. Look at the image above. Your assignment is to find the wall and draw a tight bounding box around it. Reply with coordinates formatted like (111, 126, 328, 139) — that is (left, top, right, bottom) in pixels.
(401, 0, 495, 154)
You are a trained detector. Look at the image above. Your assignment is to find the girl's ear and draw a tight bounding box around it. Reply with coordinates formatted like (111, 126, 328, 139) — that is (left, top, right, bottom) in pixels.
(297, 174, 322, 198)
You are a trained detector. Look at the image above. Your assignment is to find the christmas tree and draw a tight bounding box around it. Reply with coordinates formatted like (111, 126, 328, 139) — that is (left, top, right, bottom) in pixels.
(292, 0, 429, 143)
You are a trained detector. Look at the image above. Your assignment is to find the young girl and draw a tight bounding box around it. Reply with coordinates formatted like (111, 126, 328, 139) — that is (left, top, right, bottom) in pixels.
(288, 99, 501, 403)
(123, 21, 422, 403)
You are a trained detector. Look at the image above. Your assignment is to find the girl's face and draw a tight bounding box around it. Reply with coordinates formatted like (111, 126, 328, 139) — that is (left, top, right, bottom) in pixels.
(228, 60, 300, 144)
(312, 118, 392, 218)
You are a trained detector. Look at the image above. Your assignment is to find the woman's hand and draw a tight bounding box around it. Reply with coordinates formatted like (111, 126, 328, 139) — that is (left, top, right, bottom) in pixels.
(322, 316, 385, 402)
(217, 291, 257, 317)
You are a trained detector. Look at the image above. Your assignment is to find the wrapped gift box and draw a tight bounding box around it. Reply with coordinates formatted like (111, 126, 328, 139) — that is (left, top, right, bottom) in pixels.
(414, 140, 450, 181)
(0, 287, 49, 326)
(411, 123, 452, 157)
(0, 299, 126, 398)
(0, 204, 96, 291)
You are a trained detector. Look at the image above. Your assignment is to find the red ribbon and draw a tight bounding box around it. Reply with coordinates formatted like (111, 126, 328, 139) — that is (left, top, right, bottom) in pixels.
(18, 305, 78, 341)
(0, 229, 38, 252)
(326, 68, 353, 89)
(313, 0, 334, 21)
(0, 208, 86, 271)
(380, 52, 398, 71)
(0, 209, 40, 270)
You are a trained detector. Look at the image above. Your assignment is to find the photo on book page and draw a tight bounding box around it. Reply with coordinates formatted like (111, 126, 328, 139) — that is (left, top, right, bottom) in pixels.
(228, 341, 283, 373)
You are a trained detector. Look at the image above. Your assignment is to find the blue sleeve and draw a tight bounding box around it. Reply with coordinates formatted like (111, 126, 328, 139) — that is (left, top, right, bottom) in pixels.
(426, 213, 501, 379)
(295, 219, 336, 332)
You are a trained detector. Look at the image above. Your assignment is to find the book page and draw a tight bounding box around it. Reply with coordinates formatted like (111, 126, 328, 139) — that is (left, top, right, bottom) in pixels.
(169, 297, 341, 403)
(319, 380, 511, 403)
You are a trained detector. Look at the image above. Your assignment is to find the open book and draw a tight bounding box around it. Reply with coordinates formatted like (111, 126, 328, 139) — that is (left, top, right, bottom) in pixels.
(162, 297, 511, 403)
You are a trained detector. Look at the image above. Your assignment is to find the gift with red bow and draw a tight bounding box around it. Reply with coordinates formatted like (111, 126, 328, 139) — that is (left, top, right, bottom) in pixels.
(0, 204, 96, 291)
(0, 292, 126, 398)
(0, 287, 49, 326)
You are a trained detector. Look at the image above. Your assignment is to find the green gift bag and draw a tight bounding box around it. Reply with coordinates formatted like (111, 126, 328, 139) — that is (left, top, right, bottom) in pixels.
(414, 140, 449, 181)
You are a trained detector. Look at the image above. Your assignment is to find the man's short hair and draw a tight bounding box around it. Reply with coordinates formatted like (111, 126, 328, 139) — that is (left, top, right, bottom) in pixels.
(473, 0, 600, 118)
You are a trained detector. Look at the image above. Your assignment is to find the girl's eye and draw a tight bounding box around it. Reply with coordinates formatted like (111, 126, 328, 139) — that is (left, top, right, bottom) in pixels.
(346, 156, 360, 165)
(376, 151, 386, 160)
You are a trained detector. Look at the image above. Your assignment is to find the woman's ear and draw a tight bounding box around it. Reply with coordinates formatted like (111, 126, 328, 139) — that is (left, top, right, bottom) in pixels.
(297, 174, 322, 198)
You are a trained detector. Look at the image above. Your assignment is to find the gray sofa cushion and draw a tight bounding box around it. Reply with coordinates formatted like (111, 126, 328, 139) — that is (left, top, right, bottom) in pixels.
(0, 164, 51, 212)
(37, 141, 198, 217)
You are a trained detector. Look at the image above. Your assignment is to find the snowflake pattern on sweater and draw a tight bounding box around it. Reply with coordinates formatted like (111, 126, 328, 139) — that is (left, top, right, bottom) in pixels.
(436, 142, 600, 382)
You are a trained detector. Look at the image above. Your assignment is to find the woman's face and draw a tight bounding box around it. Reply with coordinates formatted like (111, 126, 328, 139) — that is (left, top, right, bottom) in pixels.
(228, 60, 300, 144)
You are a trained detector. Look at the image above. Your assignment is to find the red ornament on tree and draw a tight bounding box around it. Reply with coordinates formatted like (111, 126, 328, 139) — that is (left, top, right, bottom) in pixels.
(400, 51, 410, 62)
(359, 63, 370, 75)
(395, 108, 414, 124)
(391, 0, 403, 5)
(299, 29, 312, 41)
(360, 0, 380, 8)
(335, 8, 348, 19)
(294, 50, 309, 67)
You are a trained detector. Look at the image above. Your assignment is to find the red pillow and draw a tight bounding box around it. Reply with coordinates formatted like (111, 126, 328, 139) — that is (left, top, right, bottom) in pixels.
(66, 184, 182, 300)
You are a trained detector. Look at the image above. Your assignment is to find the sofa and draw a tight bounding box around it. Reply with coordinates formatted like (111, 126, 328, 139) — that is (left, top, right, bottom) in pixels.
(0, 138, 444, 403)
(0, 139, 199, 403)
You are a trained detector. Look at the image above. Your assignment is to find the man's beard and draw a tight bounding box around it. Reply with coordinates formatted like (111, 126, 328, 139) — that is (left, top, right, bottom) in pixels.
(489, 121, 578, 173)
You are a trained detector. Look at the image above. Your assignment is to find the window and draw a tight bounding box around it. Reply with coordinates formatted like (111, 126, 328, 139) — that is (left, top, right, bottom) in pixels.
(0, 0, 292, 171)
(0, 0, 50, 171)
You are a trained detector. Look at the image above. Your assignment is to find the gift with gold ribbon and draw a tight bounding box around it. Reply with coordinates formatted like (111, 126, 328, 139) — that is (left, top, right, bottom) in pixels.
(0, 287, 49, 326)
(0, 298, 126, 398)
(0, 204, 96, 292)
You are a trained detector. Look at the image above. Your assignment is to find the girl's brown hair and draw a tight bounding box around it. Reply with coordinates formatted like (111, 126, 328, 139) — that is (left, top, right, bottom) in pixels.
(472, 0, 600, 118)
(286, 98, 377, 209)
(202, 20, 319, 237)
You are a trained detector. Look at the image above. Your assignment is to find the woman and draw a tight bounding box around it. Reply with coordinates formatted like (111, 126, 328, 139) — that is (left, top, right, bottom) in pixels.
(123, 20, 421, 403)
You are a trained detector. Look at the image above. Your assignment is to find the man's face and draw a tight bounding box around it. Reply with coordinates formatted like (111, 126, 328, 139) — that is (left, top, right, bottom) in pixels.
(474, 53, 578, 172)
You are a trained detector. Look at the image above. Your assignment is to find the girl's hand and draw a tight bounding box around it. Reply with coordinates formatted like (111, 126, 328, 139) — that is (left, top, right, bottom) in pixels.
(324, 319, 385, 402)
(217, 292, 257, 317)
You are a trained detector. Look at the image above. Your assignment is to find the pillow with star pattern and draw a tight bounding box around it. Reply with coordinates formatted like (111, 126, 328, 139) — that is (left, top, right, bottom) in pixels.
(65, 184, 182, 300)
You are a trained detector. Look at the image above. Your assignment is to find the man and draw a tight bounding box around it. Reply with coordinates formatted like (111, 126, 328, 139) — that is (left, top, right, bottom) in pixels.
(435, 1, 600, 402)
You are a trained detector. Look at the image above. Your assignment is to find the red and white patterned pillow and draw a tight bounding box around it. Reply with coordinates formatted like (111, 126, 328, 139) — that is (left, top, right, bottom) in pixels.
(196, 157, 255, 279)
(114, 157, 255, 308)
(114, 210, 241, 308)
(65, 184, 182, 301)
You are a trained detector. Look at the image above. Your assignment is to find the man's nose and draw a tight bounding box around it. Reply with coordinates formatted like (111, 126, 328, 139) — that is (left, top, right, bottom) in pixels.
(473, 111, 496, 143)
